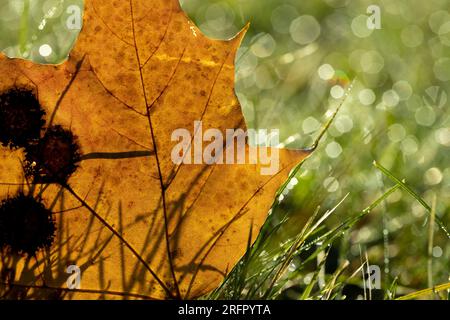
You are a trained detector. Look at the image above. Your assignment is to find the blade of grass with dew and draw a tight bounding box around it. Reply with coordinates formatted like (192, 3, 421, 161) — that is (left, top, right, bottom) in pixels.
(276, 81, 354, 198)
(298, 184, 401, 262)
(364, 250, 373, 300)
(263, 198, 346, 298)
(268, 185, 399, 299)
(322, 260, 350, 300)
(256, 225, 330, 299)
(373, 161, 450, 239)
(263, 206, 324, 298)
(385, 276, 399, 300)
(207, 217, 294, 299)
(268, 207, 320, 291)
(299, 248, 331, 300)
(427, 195, 437, 291)
(235, 223, 254, 299)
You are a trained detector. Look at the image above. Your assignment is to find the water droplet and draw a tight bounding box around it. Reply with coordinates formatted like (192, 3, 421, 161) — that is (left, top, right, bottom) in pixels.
(424, 167, 443, 185)
(318, 64, 335, 80)
(290, 15, 321, 45)
(326, 141, 343, 158)
(39, 44, 53, 57)
(331, 85, 345, 99)
(359, 88, 376, 106)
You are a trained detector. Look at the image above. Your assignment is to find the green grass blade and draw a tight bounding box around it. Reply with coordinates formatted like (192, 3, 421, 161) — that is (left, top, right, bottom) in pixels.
(373, 161, 450, 239)
(396, 282, 450, 300)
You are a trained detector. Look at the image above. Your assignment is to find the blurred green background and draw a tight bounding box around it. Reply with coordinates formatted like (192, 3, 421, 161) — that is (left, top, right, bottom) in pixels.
(1, 0, 448, 299)
(0, 0, 82, 64)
